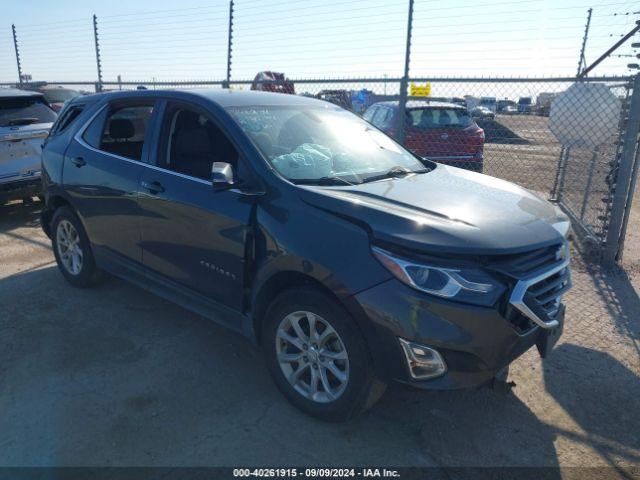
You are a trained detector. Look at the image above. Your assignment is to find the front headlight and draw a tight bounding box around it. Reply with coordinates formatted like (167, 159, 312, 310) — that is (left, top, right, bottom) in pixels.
(372, 247, 505, 307)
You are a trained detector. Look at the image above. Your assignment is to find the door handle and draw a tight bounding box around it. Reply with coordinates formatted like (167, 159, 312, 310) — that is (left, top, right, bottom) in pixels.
(141, 180, 165, 194)
(71, 156, 86, 168)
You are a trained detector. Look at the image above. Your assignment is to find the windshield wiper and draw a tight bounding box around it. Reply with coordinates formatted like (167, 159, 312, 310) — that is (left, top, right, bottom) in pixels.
(1, 118, 40, 127)
(293, 175, 358, 186)
(361, 166, 430, 184)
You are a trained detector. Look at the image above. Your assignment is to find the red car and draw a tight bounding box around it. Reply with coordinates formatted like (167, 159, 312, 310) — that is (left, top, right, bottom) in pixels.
(364, 101, 485, 172)
(250, 71, 295, 95)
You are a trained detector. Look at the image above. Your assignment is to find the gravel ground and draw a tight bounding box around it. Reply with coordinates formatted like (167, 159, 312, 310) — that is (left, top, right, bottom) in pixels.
(0, 201, 638, 472)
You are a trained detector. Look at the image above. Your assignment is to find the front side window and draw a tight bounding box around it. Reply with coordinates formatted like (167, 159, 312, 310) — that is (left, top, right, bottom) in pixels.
(99, 105, 153, 161)
(227, 104, 426, 184)
(0, 96, 57, 126)
(160, 106, 239, 181)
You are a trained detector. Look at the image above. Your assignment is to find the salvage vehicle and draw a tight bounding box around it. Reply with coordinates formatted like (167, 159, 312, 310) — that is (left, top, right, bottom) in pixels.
(316, 90, 353, 111)
(365, 101, 485, 172)
(250, 71, 295, 95)
(1, 89, 57, 204)
(41, 89, 571, 421)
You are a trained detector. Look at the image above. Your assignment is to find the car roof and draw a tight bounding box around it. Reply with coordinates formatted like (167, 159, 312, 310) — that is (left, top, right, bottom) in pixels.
(73, 88, 335, 109)
(372, 100, 465, 109)
(0, 88, 45, 98)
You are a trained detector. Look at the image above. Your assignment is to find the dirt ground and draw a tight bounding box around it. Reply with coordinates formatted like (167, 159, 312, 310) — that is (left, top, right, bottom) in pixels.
(1, 201, 638, 473)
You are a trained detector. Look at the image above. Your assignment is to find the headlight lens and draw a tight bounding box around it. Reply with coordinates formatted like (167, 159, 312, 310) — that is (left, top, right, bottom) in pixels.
(372, 247, 505, 307)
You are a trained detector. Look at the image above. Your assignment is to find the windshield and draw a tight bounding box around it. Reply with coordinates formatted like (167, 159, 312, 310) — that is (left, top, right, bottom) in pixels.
(227, 105, 427, 184)
(43, 88, 79, 103)
(0, 96, 57, 127)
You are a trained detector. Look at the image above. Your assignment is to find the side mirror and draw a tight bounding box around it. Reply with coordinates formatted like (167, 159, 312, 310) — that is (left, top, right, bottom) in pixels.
(211, 162, 235, 191)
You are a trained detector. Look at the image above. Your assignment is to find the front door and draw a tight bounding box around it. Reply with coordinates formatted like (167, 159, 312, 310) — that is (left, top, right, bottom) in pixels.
(138, 101, 254, 312)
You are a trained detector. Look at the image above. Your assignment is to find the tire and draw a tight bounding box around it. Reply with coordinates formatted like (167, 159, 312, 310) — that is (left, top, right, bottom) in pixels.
(263, 287, 386, 422)
(51, 206, 102, 288)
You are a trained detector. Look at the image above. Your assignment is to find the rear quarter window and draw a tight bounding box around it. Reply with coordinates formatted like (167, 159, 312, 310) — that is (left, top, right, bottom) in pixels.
(50, 105, 85, 135)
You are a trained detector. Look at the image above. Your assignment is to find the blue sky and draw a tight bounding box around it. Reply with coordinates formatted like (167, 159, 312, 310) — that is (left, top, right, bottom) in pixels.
(1, 0, 637, 86)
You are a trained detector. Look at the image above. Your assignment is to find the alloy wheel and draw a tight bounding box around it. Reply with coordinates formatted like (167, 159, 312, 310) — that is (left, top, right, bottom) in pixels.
(56, 219, 83, 275)
(275, 310, 349, 403)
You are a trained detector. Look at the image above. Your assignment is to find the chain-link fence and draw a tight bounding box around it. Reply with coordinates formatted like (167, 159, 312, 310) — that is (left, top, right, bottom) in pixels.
(1, 0, 639, 265)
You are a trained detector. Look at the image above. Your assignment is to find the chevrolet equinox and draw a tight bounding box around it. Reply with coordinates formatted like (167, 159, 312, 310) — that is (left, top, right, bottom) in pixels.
(41, 89, 571, 421)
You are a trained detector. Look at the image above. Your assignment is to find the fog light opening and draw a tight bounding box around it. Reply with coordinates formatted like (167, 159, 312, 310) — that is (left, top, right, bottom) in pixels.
(399, 338, 447, 380)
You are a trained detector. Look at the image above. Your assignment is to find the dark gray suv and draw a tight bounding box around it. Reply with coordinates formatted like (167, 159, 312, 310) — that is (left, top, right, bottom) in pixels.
(41, 89, 571, 421)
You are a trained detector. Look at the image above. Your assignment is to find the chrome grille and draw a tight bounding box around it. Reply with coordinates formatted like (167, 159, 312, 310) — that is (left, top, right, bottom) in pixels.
(508, 243, 571, 329)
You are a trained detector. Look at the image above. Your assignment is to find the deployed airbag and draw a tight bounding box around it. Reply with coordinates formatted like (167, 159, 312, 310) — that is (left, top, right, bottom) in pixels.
(271, 143, 333, 179)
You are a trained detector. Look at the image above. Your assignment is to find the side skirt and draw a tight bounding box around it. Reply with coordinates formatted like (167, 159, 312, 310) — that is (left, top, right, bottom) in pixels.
(94, 247, 257, 343)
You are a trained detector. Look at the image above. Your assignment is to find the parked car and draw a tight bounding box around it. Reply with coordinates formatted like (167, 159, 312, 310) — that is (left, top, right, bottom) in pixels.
(38, 86, 80, 112)
(41, 90, 571, 421)
(365, 101, 485, 172)
(479, 96, 497, 112)
(1, 89, 57, 204)
(316, 89, 352, 111)
(470, 106, 496, 120)
(502, 105, 518, 115)
(497, 99, 516, 112)
(250, 71, 295, 94)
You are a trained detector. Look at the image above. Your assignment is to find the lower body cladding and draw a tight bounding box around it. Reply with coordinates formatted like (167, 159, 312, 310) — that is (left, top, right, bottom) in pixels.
(348, 278, 563, 389)
(0, 177, 42, 203)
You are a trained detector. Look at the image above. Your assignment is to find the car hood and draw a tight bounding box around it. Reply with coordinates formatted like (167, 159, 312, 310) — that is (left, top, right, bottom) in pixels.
(298, 165, 569, 255)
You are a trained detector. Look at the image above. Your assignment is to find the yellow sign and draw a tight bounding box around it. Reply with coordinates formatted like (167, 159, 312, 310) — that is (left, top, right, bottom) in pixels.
(410, 83, 431, 97)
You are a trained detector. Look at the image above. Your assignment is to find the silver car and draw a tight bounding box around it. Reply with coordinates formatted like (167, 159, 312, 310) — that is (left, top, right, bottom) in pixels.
(0, 89, 56, 204)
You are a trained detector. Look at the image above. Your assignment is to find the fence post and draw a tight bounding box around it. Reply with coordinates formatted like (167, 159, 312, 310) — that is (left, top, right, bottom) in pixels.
(576, 8, 592, 76)
(225, 0, 234, 88)
(396, 0, 414, 145)
(93, 14, 103, 92)
(603, 74, 640, 265)
(11, 24, 23, 85)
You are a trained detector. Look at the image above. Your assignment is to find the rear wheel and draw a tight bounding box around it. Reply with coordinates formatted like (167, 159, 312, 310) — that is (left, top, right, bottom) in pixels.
(263, 287, 386, 421)
(51, 206, 102, 288)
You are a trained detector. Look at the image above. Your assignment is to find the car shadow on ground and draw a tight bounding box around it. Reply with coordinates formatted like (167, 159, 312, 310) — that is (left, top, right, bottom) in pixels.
(0, 201, 42, 233)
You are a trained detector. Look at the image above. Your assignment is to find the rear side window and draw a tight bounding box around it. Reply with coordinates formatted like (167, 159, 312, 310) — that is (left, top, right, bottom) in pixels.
(50, 105, 84, 135)
(81, 104, 153, 161)
(0, 96, 57, 127)
(407, 107, 472, 129)
(371, 107, 391, 127)
(362, 106, 377, 122)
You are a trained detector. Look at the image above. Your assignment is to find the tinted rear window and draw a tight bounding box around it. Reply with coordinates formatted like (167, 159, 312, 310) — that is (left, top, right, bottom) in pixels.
(407, 107, 472, 129)
(0, 96, 57, 127)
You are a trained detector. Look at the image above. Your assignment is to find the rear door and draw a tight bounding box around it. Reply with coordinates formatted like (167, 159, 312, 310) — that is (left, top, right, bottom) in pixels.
(138, 100, 254, 312)
(63, 99, 158, 265)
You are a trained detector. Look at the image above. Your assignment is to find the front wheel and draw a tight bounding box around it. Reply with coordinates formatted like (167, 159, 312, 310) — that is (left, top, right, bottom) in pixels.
(263, 287, 386, 422)
(51, 206, 102, 288)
